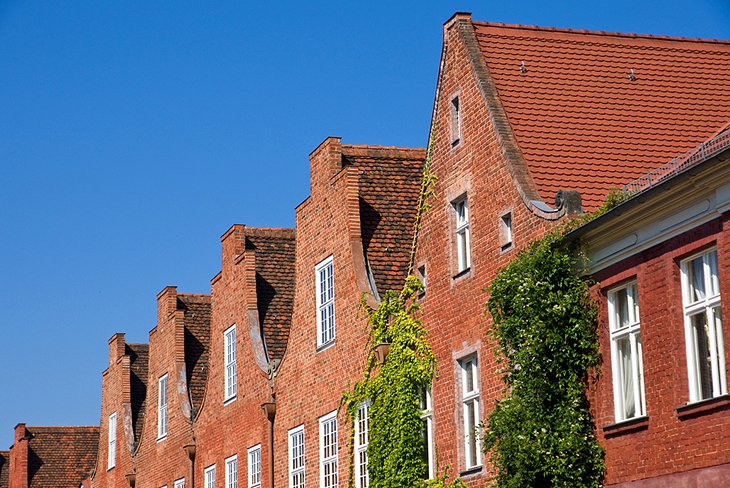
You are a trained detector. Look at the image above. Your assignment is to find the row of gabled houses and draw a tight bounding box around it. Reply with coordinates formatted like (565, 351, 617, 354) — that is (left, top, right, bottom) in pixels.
(2, 12, 730, 488)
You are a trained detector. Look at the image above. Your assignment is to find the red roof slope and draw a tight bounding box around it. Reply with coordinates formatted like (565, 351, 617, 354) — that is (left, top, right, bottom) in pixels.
(0, 450, 8, 488)
(25, 426, 98, 487)
(179, 294, 211, 415)
(245, 228, 296, 363)
(342, 145, 425, 296)
(473, 21, 730, 210)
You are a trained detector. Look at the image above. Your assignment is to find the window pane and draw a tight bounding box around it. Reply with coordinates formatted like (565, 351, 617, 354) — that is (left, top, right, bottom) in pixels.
(709, 251, 720, 296)
(691, 312, 713, 400)
(617, 336, 635, 418)
(688, 256, 706, 302)
(615, 287, 630, 328)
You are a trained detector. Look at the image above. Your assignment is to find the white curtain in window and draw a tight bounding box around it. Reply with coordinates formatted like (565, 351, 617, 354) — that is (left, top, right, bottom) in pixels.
(619, 338, 635, 418)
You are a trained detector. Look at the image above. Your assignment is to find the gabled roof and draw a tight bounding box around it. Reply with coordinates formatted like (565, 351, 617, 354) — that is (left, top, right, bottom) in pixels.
(126, 343, 149, 445)
(471, 20, 730, 210)
(342, 145, 425, 296)
(24, 426, 99, 487)
(245, 228, 296, 363)
(178, 294, 211, 413)
(0, 450, 8, 488)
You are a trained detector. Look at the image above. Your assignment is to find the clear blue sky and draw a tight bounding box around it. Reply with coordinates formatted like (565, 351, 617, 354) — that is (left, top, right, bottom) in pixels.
(1, 0, 729, 449)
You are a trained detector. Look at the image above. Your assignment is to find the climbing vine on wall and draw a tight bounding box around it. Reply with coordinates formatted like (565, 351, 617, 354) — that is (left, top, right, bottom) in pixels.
(484, 228, 605, 487)
(340, 134, 465, 488)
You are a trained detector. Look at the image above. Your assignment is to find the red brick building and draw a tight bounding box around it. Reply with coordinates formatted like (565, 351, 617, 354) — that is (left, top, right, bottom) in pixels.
(2, 12, 730, 488)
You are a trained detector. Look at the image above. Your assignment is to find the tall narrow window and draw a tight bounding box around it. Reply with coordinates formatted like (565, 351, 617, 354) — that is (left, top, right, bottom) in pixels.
(420, 388, 434, 480)
(354, 402, 370, 488)
(248, 445, 261, 488)
(681, 248, 726, 402)
(450, 95, 462, 145)
(107, 412, 117, 469)
(460, 356, 481, 469)
(608, 281, 646, 421)
(500, 212, 513, 249)
(319, 412, 338, 488)
(158, 373, 168, 439)
(225, 324, 237, 402)
(205, 465, 216, 488)
(288, 426, 305, 488)
(453, 197, 471, 273)
(174, 479, 185, 488)
(316, 256, 335, 347)
(226, 455, 238, 488)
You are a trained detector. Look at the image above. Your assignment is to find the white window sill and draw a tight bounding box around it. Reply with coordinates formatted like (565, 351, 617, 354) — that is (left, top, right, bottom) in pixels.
(316, 340, 336, 353)
(677, 393, 730, 420)
(602, 415, 649, 437)
(157, 434, 167, 443)
(459, 465, 482, 477)
(224, 395, 237, 406)
(107, 465, 115, 472)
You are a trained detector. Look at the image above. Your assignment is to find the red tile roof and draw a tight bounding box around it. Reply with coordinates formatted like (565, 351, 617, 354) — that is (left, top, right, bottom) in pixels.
(126, 343, 149, 447)
(473, 21, 730, 210)
(179, 294, 211, 415)
(24, 426, 99, 487)
(245, 228, 296, 363)
(0, 450, 8, 488)
(342, 145, 425, 296)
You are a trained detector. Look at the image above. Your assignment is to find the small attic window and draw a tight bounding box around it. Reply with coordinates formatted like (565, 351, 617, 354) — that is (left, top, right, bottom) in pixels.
(416, 264, 426, 299)
(500, 212, 513, 250)
(450, 95, 462, 146)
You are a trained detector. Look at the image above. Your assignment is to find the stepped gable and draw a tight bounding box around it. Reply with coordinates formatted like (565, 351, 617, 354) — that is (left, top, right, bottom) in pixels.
(178, 294, 211, 413)
(245, 228, 296, 364)
(126, 343, 148, 444)
(472, 21, 730, 210)
(24, 426, 98, 487)
(342, 144, 425, 296)
(0, 450, 8, 488)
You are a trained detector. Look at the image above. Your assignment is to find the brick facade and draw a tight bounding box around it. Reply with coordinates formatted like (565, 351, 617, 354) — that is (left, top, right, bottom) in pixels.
(3, 12, 730, 488)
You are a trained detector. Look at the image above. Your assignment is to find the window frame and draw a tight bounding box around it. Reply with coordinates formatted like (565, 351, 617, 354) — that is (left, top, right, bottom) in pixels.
(158, 373, 168, 440)
(420, 388, 435, 480)
(459, 355, 481, 470)
(288, 425, 305, 488)
(319, 411, 338, 488)
(205, 464, 216, 488)
(224, 324, 237, 403)
(453, 196, 471, 274)
(225, 454, 238, 488)
(450, 95, 462, 146)
(174, 479, 185, 488)
(316, 256, 336, 348)
(107, 412, 117, 470)
(608, 280, 646, 422)
(354, 401, 370, 488)
(247, 444, 262, 488)
(681, 248, 727, 403)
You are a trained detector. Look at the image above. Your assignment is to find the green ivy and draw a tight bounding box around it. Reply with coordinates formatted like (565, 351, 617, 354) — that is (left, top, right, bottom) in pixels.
(484, 231, 605, 488)
(341, 134, 464, 488)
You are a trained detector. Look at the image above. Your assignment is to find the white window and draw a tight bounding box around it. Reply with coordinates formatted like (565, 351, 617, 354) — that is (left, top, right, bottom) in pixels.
(248, 445, 261, 488)
(500, 212, 512, 249)
(420, 388, 434, 480)
(354, 402, 370, 488)
(450, 95, 462, 144)
(460, 356, 481, 469)
(174, 479, 185, 488)
(205, 465, 216, 488)
(608, 281, 646, 421)
(454, 197, 471, 273)
(226, 455, 238, 488)
(107, 412, 117, 469)
(225, 324, 237, 402)
(319, 412, 338, 488)
(681, 248, 726, 402)
(288, 425, 305, 488)
(316, 256, 335, 347)
(158, 373, 168, 439)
